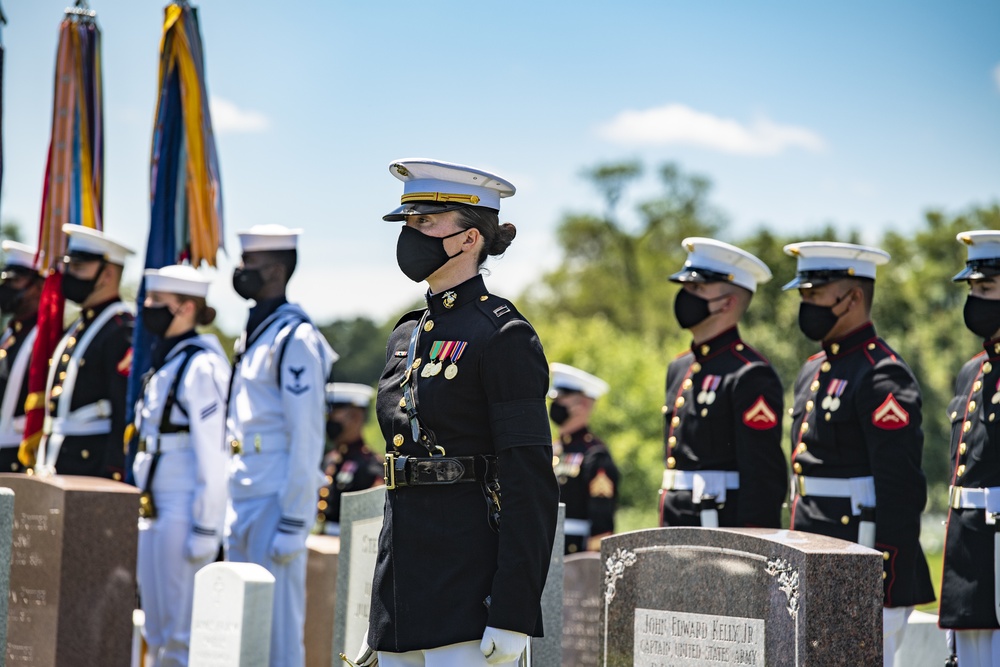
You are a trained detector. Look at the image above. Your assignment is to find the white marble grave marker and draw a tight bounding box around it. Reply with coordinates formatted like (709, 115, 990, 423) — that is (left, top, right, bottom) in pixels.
(189, 562, 275, 667)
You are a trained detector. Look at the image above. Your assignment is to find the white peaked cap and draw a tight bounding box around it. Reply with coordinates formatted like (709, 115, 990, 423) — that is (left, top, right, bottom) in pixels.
(238, 224, 303, 252)
(782, 241, 890, 290)
(383, 158, 516, 221)
(325, 382, 375, 407)
(670, 237, 772, 293)
(549, 363, 609, 400)
(62, 224, 135, 265)
(953, 231, 1000, 282)
(144, 265, 212, 298)
(2, 241, 41, 271)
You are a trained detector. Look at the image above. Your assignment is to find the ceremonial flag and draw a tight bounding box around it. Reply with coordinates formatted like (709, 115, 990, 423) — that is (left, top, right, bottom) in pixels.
(124, 0, 223, 479)
(19, 2, 104, 466)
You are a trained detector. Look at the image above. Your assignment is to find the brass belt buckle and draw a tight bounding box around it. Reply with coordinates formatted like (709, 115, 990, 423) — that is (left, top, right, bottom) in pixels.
(384, 452, 397, 490)
(796, 474, 806, 498)
(949, 485, 960, 510)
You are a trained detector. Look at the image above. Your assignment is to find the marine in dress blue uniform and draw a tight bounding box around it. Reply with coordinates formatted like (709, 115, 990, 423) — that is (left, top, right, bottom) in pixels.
(0, 242, 43, 472)
(783, 242, 934, 666)
(939, 231, 1000, 666)
(660, 238, 786, 529)
(34, 225, 135, 480)
(317, 382, 383, 536)
(356, 159, 559, 667)
(548, 363, 619, 554)
(226, 225, 337, 667)
(132, 265, 230, 667)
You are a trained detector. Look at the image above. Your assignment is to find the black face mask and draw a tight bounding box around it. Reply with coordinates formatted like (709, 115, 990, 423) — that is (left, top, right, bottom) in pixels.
(233, 267, 265, 301)
(964, 295, 1000, 340)
(798, 292, 850, 342)
(0, 283, 25, 314)
(395, 226, 465, 283)
(142, 304, 176, 337)
(549, 401, 570, 426)
(62, 266, 103, 305)
(673, 289, 729, 329)
(326, 419, 344, 442)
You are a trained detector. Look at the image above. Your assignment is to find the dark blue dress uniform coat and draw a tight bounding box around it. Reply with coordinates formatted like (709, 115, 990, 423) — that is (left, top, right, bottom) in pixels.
(789, 322, 935, 608)
(368, 275, 559, 652)
(48, 300, 133, 480)
(318, 438, 383, 527)
(553, 426, 619, 554)
(0, 314, 37, 472)
(939, 342, 1000, 629)
(660, 327, 787, 528)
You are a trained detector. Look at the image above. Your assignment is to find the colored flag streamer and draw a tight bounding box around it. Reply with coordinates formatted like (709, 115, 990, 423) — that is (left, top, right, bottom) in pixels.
(124, 0, 224, 480)
(19, 2, 104, 466)
(0, 3, 7, 218)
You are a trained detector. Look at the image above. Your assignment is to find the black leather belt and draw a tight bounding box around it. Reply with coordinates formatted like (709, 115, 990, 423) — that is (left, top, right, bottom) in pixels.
(383, 452, 497, 490)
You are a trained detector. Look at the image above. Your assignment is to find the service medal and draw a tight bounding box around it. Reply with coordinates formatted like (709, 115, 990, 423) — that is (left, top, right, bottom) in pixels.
(821, 396, 832, 410)
(443, 341, 467, 381)
(423, 341, 445, 377)
(697, 375, 720, 405)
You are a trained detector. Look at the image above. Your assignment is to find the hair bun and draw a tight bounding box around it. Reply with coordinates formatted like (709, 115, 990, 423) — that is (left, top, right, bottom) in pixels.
(490, 222, 517, 256)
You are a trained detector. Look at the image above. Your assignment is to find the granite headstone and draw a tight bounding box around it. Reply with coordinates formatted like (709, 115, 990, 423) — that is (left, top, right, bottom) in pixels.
(304, 534, 339, 667)
(0, 474, 139, 667)
(332, 485, 385, 661)
(601, 528, 883, 667)
(532, 502, 565, 667)
(562, 552, 602, 667)
(0, 487, 13, 664)
(189, 562, 275, 667)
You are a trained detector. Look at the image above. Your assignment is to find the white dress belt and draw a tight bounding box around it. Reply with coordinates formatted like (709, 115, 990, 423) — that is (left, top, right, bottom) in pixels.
(142, 433, 191, 454)
(794, 475, 876, 517)
(662, 469, 740, 491)
(949, 485, 1000, 511)
(43, 399, 113, 437)
(564, 518, 592, 537)
(0, 415, 27, 448)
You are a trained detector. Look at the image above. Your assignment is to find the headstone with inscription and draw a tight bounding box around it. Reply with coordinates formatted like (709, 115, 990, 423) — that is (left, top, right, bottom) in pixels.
(0, 473, 138, 667)
(332, 485, 385, 661)
(304, 534, 339, 667)
(189, 562, 275, 667)
(601, 528, 883, 667)
(562, 552, 602, 667)
(0, 487, 14, 662)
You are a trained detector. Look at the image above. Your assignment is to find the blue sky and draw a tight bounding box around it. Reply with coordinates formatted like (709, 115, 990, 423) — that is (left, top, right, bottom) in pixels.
(2, 1, 998, 333)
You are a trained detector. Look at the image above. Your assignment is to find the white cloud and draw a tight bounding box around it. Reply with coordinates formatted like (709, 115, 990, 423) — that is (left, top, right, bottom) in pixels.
(994, 64, 1000, 92)
(598, 103, 826, 156)
(209, 97, 270, 134)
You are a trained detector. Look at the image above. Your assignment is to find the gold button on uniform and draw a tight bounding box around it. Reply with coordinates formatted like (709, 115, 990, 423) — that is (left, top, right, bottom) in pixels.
(423, 320, 434, 332)
(671, 416, 680, 428)
(793, 462, 803, 474)
(974, 381, 983, 392)
(661, 405, 669, 414)
(800, 423, 809, 434)
(81, 449, 90, 460)
(319, 487, 330, 498)
(825, 413, 832, 422)
(867, 343, 876, 351)
(666, 457, 676, 469)
(112, 472, 122, 481)
(480, 295, 488, 301)
(51, 386, 63, 397)
(810, 380, 820, 392)
(797, 443, 807, 454)
(830, 343, 840, 355)
(668, 436, 677, 446)
(700, 345, 710, 356)
(882, 572, 887, 580)
(392, 434, 404, 448)
(682, 379, 693, 390)
(992, 414, 997, 423)
(675, 396, 685, 408)
(959, 442, 967, 455)
(963, 421, 972, 433)
(735, 344, 745, 351)
(883, 551, 890, 561)
(958, 464, 966, 477)
(412, 358, 422, 369)
(805, 400, 814, 412)
(969, 401, 977, 412)
(820, 362, 832, 373)
(62, 354, 70, 363)
(985, 362, 993, 374)
(399, 398, 407, 408)
(318, 500, 328, 511)
(691, 363, 702, 373)
(841, 515, 850, 525)
(951, 411, 958, 420)
(0, 350, 5, 360)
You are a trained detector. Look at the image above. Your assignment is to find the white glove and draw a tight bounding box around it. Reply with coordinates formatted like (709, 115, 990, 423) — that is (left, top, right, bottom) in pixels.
(185, 533, 219, 562)
(353, 636, 378, 666)
(480, 626, 528, 665)
(269, 530, 307, 565)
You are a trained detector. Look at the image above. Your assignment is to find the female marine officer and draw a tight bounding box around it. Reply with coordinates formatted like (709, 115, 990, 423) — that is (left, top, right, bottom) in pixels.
(133, 265, 230, 667)
(354, 159, 559, 667)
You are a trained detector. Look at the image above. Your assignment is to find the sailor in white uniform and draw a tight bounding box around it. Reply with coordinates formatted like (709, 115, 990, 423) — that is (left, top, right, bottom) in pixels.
(226, 225, 337, 667)
(132, 265, 230, 667)
(0, 241, 44, 472)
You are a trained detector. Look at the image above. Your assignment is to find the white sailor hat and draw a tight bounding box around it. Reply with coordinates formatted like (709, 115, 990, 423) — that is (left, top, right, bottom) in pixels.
(953, 231, 1000, 282)
(325, 382, 375, 408)
(782, 241, 890, 290)
(62, 224, 135, 265)
(383, 158, 516, 222)
(144, 265, 211, 298)
(548, 363, 609, 400)
(237, 224, 302, 253)
(669, 237, 772, 293)
(1, 241, 41, 273)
